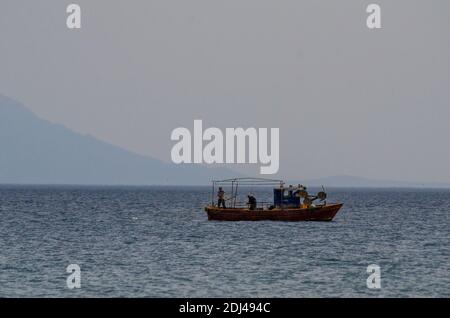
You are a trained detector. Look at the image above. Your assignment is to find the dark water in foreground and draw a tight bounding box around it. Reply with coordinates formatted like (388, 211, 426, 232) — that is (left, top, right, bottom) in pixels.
(0, 185, 449, 297)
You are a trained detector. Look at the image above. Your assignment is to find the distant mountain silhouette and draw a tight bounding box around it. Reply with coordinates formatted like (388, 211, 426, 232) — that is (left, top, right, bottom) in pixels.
(3, 95, 448, 188)
(0, 94, 237, 185)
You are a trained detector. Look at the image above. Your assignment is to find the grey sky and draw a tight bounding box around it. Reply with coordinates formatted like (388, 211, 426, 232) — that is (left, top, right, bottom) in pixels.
(1, 0, 449, 182)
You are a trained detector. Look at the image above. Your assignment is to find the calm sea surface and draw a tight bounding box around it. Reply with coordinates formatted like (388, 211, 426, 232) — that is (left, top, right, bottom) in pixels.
(0, 185, 449, 297)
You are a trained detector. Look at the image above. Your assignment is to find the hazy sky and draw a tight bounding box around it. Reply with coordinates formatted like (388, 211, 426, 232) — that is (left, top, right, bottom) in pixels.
(1, 0, 450, 182)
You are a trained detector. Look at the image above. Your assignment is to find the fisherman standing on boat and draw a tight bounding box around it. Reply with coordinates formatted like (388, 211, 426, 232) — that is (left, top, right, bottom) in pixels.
(247, 194, 257, 210)
(217, 187, 226, 208)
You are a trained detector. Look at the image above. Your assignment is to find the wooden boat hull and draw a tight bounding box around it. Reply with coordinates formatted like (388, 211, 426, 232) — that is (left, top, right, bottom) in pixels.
(204, 203, 343, 222)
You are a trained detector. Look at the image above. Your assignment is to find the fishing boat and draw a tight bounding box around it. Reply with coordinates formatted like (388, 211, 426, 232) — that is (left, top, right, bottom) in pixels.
(204, 178, 343, 221)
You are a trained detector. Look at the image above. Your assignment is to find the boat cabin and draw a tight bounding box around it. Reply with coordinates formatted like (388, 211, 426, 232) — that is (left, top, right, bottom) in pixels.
(273, 186, 301, 208)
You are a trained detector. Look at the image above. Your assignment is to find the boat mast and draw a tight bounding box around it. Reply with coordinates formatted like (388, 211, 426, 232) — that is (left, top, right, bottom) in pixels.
(211, 181, 215, 206)
(234, 181, 239, 208)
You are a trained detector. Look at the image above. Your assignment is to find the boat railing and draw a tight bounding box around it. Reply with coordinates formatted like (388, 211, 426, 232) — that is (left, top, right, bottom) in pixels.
(214, 200, 273, 210)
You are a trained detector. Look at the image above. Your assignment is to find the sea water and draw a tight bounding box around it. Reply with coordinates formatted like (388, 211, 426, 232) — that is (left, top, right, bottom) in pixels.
(0, 185, 449, 297)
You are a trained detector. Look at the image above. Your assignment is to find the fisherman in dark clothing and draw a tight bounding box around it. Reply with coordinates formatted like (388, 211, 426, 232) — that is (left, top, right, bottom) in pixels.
(247, 194, 257, 210)
(217, 187, 226, 208)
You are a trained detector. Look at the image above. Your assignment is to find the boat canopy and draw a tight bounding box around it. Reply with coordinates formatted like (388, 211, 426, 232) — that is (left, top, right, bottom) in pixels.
(211, 177, 284, 208)
(212, 177, 284, 186)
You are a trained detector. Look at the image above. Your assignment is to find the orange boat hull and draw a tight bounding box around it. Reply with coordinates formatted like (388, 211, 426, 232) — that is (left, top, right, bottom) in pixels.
(204, 203, 343, 222)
